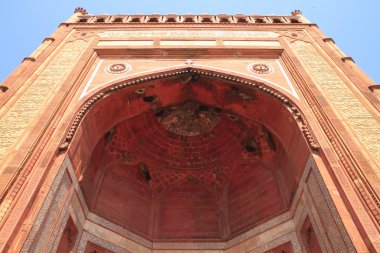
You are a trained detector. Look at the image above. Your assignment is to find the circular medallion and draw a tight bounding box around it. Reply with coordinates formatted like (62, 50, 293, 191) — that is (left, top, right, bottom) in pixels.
(106, 63, 131, 74)
(248, 63, 273, 74)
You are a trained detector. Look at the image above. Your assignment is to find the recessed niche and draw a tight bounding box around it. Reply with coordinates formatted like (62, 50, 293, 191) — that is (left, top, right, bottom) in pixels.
(148, 17, 159, 22)
(237, 18, 248, 23)
(184, 17, 194, 22)
(130, 17, 140, 22)
(166, 17, 176, 22)
(113, 17, 123, 22)
(143, 95, 157, 103)
(202, 17, 213, 23)
(219, 17, 229, 23)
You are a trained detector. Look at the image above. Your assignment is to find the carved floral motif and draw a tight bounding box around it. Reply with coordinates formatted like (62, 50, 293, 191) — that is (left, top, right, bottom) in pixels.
(248, 63, 273, 74)
(105, 63, 131, 74)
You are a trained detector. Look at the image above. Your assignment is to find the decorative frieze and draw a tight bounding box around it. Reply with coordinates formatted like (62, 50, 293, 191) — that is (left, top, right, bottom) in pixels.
(77, 232, 133, 253)
(0, 40, 87, 163)
(291, 41, 380, 165)
(305, 170, 355, 251)
(73, 14, 304, 25)
(21, 164, 72, 252)
(98, 30, 280, 39)
(289, 40, 380, 224)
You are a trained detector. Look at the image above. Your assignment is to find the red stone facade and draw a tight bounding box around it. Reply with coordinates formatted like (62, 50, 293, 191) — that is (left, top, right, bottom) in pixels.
(0, 8, 379, 253)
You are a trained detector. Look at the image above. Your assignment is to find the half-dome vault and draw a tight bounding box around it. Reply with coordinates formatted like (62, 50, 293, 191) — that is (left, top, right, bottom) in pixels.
(77, 69, 312, 241)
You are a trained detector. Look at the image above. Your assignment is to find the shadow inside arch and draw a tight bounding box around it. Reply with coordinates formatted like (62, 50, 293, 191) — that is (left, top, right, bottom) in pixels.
(59, 66, 319, 154)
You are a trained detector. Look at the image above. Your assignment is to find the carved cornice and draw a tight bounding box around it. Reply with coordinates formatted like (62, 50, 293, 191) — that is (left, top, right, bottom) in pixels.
(70, 14, 306, 25)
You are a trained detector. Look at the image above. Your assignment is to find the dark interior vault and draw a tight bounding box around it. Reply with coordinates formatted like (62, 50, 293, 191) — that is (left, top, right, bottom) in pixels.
(74, 71, 310, 242)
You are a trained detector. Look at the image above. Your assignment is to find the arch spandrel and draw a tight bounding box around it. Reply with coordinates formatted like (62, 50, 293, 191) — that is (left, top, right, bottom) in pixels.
(64, 67, 315, 145)
(78, 60, 300, 102)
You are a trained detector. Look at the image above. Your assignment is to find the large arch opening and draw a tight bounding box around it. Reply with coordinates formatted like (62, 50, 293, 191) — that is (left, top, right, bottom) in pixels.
(67, 68, 314, 242)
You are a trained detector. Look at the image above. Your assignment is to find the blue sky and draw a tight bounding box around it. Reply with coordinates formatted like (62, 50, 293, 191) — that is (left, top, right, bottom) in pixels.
(0, 0, 378, 83)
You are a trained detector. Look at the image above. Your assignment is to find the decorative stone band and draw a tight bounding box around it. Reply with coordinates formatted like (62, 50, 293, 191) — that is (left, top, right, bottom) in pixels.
(0, 39, 89, 220)
(77, 230, 301, 252)
(288, 40, 380, 225)
(0, 40, 87, 163)
(57, 67, 320, 153)
(97, 30, 280, 39)
(71, 14, 304, 25)
(84, 211, 293, 250)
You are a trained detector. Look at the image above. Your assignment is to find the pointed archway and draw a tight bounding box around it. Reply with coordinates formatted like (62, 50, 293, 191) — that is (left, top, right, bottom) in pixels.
(58, 67, 320, 242)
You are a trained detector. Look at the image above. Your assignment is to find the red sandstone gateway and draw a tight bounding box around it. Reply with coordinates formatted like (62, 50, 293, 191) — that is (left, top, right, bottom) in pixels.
(0, 7, 379, 253)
